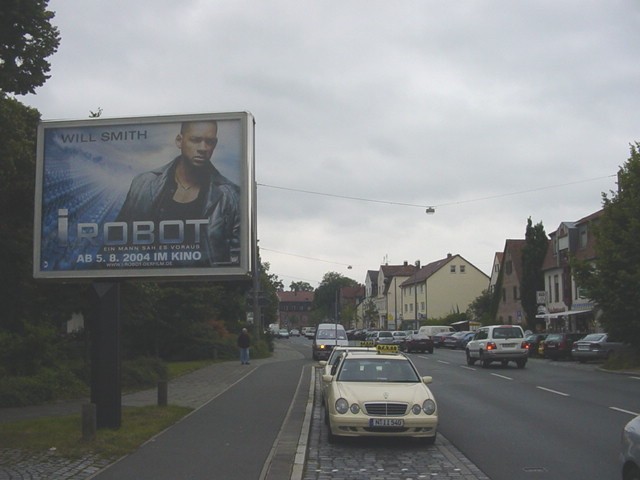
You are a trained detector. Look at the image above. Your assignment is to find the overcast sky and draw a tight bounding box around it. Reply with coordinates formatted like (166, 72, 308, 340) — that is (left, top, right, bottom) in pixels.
(22, 0, 640, 287)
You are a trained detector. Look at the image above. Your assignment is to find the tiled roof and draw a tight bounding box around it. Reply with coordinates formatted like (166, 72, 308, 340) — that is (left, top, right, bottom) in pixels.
(277, 291, 314, 302)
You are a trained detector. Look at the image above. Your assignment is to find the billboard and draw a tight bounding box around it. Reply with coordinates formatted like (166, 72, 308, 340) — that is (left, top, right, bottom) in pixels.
(34, 112, 255, 280)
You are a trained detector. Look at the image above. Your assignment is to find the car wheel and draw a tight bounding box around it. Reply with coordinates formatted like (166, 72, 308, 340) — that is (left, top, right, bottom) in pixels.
(480, 351, 491, 368)
(623, 463, 640, 480)
(466, 350, 476, 366)
(516, 359, 527, 369)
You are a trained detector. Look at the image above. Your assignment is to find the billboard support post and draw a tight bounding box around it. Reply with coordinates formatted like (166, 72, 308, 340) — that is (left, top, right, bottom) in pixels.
(90, 281, 121, 429)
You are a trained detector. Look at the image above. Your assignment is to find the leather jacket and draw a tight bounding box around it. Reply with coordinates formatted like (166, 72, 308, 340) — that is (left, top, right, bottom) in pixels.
(116, 157, 240, 265)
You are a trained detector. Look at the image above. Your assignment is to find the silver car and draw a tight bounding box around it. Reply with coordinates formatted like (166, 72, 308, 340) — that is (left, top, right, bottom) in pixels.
(571, 333, 623, 363)
(621, 415, 640, 480)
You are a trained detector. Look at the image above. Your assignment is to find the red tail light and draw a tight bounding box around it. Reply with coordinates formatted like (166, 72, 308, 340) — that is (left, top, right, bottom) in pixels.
(486, 342, 497, 350)
(522, 342, 530, 350)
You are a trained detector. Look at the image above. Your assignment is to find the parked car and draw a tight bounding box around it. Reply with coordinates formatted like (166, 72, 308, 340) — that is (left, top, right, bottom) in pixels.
(524, 333, 548, 357)
(318, 346, 376, 399)
(442, 331, 474, 349)
(402, 333, 434, 353)
(278, 329, 290, 339)
(373, 331, 395, 346)
(305, 326, 317, 339)
(322, 349, 438, 443)
(465, 325, 528, 369)
(289, 329, 300, 337)
(391, 330, 408, 346)
(621, 414, 640, 480)
(571, 333, 623, 363)
(418, 325, 455, 337)
(540, 332, 585, 360)
(432, 331, 455, 348)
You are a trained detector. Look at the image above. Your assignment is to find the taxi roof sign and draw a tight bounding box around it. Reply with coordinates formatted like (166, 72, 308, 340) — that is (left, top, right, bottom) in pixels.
(376, 344, 399, 354)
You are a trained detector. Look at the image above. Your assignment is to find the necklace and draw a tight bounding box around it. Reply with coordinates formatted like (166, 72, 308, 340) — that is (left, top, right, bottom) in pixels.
(175, 172, 192, 190)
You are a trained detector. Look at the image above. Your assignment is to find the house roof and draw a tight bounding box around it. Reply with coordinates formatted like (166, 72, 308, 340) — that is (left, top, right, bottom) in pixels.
(502, 239, 526, 281)
(276, 291, 314, 303)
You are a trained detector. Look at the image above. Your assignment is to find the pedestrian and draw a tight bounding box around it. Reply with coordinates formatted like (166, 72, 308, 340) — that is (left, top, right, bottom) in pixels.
(237, 328, 251, 365)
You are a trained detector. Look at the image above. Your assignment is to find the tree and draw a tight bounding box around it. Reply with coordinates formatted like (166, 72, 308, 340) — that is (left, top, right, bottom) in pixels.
(362, 298, 378, 328)
(312, 272, 358, 322)
(467, 289, 493, 324)
(0, 0, 61, 95)
(289, 281, 314, 292)
(520, 217, 548, 330)
(573, 143, 640, 351)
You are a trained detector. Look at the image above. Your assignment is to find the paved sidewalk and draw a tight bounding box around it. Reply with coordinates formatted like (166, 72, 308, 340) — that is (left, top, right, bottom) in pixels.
(0, 345, 299, 480)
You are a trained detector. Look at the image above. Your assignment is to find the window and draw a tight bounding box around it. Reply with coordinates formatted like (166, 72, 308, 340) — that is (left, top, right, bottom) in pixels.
(554, 275, 560, 303)
(460, 265, 466, 273)
(421, 301, 425, 312)
(450, 265, 456, 273)
(513, 286, 519, 300)
(505, 260, 513, 275)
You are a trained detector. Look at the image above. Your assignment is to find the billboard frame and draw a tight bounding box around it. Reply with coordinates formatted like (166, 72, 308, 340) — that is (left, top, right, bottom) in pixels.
(33, 111, 255, 281)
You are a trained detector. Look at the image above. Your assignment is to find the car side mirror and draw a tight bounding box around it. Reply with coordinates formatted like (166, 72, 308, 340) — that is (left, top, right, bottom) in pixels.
(322, 374, 334, 383)
(422, 376, 433, 385)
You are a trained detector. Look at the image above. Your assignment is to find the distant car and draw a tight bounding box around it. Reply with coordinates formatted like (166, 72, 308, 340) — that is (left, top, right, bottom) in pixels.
(290, 329, 300, 337)
(278, 329, 290, 339)
(305, 327, 317, 339)
(571, 333, 623, 363)
(442, 331, 474, 349)
(524, 333, 548, 357)
(322, 347, 438, 443)
(540, 332, 584, 360)
(402, 333, 434, 354)
(465, 325, 528, 369)
(432, 331, 455, 348)
(312, 323, 348, 361)
(391, 330, 408, 346)
(373, 331, 395, 345)
(621, 415, 640, 480)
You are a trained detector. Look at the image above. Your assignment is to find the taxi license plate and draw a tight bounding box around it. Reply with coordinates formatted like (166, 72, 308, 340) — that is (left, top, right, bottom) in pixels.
(502, 343, 515, 348)
(369, 418, 404, 427)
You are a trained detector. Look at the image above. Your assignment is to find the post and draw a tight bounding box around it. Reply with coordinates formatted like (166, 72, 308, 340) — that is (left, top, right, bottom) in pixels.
(90, 282, 121, 429)
(157, 380, 168, 407)
(81, 403, 96, 441)
(414, 260, 421, 330)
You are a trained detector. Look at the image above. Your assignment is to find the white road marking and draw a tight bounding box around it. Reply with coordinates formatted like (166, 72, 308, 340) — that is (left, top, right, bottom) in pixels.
(460, 366, 475, 371)
(537, 386, 570, 397)
(491, 373, 513, 380)
(610, 406, 640, 416)
(437, 360, 450, 365)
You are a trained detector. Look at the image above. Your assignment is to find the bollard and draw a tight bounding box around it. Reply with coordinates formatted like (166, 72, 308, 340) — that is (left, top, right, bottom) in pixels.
(157, 380, 168, 407)
(82, 403, 97, 441)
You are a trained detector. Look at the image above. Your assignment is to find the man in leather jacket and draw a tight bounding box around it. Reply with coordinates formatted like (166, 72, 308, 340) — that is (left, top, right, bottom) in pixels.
(116, 120, 240, 265)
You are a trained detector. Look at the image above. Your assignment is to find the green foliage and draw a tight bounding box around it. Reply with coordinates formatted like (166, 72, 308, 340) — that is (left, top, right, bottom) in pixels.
(290, 281, 314, 292)
(573, 143, 640, 352)
(0, 367, 87, 407)
(521, 217, 548, 329)
(121, 357, 168, 389)
(313, 272, 359, 321)
(0, 0, 61, 95)
(467, 289, 493, 322)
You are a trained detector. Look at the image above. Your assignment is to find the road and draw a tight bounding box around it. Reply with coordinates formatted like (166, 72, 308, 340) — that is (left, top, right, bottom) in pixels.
(413, 345, 640, 480)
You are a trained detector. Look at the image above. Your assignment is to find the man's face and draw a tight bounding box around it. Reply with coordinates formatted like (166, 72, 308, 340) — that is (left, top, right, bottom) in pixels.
(176, 122, 218, 169)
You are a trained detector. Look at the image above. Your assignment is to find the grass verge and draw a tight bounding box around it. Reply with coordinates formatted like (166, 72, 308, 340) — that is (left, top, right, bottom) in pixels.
(0, 405, 192, 459)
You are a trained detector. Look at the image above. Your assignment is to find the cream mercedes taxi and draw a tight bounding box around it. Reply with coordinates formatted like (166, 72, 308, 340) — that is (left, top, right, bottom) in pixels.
(322, 345, 438, 443)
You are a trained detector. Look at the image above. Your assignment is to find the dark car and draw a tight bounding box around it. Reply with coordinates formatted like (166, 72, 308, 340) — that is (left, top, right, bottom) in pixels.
(402, 333, 434, 353)
(540, 332, 585, 360)
(442, 331, 474, 349)
(432, 331, 455, 348)
(524, 333, 548, 357)
(571, 333, 623, 363)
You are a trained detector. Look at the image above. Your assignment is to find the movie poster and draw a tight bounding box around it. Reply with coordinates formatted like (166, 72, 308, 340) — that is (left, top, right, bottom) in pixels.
(34, 112, 254, 280)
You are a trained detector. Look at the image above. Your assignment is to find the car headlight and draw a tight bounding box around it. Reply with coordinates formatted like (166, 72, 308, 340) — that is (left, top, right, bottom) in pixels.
(411, 404, 422, 415)
(422, 399, 436, 415)
(350, 403, 360, 414)
(335, 398, 349, 414)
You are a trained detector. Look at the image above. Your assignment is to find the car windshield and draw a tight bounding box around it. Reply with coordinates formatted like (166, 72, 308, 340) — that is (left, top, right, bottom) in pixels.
(581, 334, 605, 342)
(317, 329, 346, 340)
(492, 327, 523, 339)
(393, 331, 406, 337)
(378, 331, 393, 338)
(337, 358, 420, 383)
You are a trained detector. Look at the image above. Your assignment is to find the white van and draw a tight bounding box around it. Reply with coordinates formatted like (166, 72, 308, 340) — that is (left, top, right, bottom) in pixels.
(312, 323, 348, 361)
(418, 325, 456, 338)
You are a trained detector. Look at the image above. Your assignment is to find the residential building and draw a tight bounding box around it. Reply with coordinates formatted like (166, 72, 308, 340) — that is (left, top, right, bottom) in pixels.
(495, 240, 527, 326)
(538, 210, 602, 332)
(276, 290, 314, 329)
(372, 262, 418, 330)
(400, 254, 490, 328)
